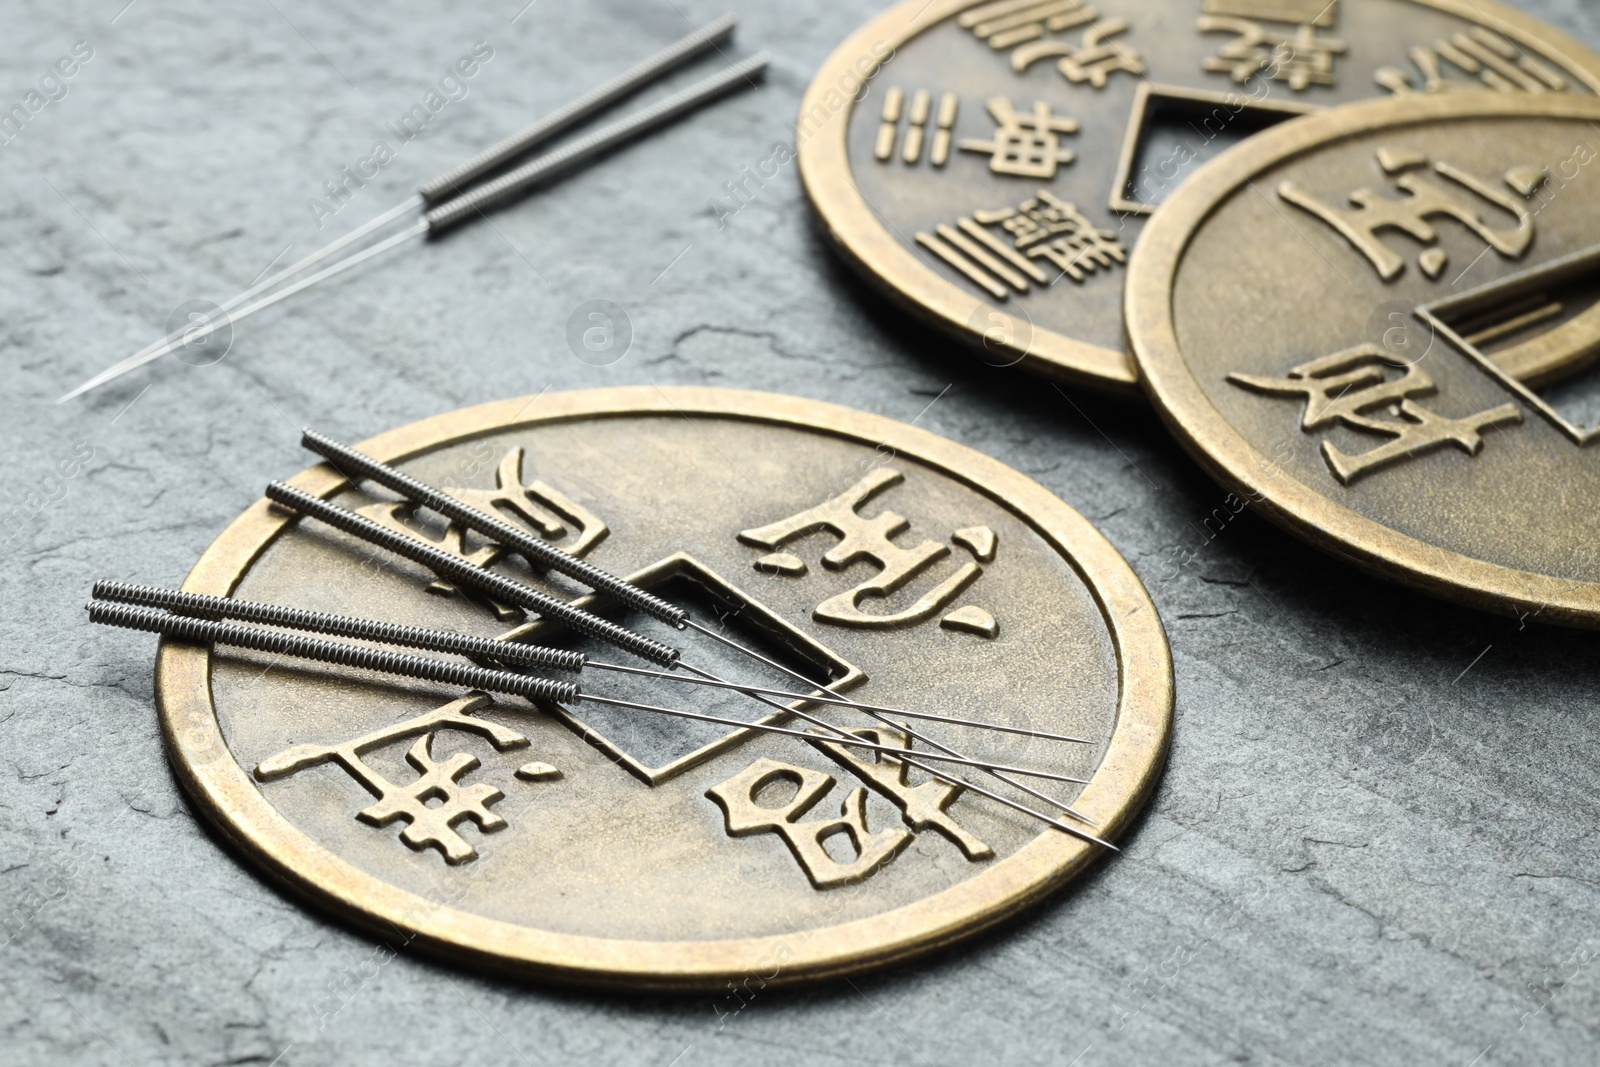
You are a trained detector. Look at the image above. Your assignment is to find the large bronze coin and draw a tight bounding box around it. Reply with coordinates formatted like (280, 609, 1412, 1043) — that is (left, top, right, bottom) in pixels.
(154, 387, 1172, 989)
(1127, 93, 1600, 626)
(799, 0, 1600, 393)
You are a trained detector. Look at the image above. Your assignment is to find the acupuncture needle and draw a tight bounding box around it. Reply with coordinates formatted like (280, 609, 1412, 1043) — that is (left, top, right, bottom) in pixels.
(58, 18, 755, 403)
(296, 431, 1103, 825)
(258, 481, 1105, 841)
(86, 599, 1112, 846)
(295, 430, 1090, 745)
(261, 478, 1008, 790)
(91, 580, 1090, 745)
(275, 463, 1100, 838)
(83, 600, 1088, 786)
(259, 479, 1079, 770)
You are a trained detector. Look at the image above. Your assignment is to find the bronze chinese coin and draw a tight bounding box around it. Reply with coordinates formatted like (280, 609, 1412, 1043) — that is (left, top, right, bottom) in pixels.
(155, 387, 1172, 989)
(1126, 93, 1600, 626)
(799, 0, 1600, 393)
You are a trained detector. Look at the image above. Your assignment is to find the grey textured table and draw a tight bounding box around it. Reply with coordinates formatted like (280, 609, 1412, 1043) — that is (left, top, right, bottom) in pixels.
(4, 2, 1599, 1064)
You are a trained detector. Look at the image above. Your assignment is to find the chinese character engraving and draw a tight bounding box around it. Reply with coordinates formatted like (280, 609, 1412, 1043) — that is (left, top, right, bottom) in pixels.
(958, 0, 1144, 89)
(1376, 27, 1569, 95)
(356, 446, 608, 621)
(1202, 0, 1336, 23)
(915, 189, 1125, 301)
(706, 757, 912, 889)
(738, 467, 997, 633)
(1229, 344, 1523, 484)
(978, 190, 1127, 280)
(958, 97, 1080, 179)
(876, 87, 959, 167)
(255, 694, 548, 864)
(446, 446, 609, 560)
(808, 728, 993, 860)
(1278, 151, 1542, 281)
(1199, 16, 1347, 91)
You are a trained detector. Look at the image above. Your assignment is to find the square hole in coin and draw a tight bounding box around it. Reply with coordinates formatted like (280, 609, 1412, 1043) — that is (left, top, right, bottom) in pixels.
(497, 553, 864, 786)
(1111, 83, 1311, 215)
(1430, 243, 1600, 442)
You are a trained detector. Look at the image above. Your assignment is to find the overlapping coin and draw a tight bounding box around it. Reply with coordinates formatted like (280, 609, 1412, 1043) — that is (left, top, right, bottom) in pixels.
(799, 0, 1600, 392)
(155, 387, 1171, 988)
(1126, 93, 1600, 625)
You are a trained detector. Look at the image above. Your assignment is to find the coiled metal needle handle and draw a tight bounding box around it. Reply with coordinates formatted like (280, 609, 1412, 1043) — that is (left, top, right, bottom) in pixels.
(300, 430, 686, 628)
(88, 601, 580, 704)
(425, 53, 768, 234)
(87, 600, 1084, 784)
(418, 14, 738, 205)
(263, 481, 679, 666)
(91, 580, 587, 672)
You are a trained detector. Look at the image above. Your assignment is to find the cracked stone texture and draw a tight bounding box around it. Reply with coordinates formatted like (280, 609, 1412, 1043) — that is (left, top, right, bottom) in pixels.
(3, 1, 1599, 1064)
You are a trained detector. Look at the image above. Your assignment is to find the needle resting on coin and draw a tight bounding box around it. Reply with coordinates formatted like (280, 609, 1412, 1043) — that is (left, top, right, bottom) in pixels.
(288, 431, 1105, 831)
(90, 580, 1091, 745)
(294, 431, 1107, 825)
(84, 602, 1095, 788)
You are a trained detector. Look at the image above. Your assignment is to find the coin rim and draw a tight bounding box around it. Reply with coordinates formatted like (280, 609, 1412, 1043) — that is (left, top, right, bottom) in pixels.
(154, 386, 1174, 990)
(1126, 92, 1600, 627)
(797, 0, 1600, 395)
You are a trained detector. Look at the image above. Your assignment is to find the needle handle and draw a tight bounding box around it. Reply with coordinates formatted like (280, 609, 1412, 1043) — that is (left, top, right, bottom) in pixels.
(301, 430, 687, 627)
(91, 580, 587, 671)
(419, 14, 738, 205)
(264, 481, 680, 666)
(89, 600, 579, 704)
(425, 54, 767, 234)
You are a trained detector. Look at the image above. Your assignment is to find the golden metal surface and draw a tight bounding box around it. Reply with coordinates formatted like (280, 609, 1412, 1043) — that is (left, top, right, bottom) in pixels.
(798, 0, 1600, 393)
(1127, 93, 1600, 626)
(153, 387, 1173, 990)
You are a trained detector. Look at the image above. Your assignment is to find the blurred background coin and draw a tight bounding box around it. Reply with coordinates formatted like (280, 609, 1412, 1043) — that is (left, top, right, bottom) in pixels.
(1126, 93, 1600, 626)
(800, 0, 1600, 393)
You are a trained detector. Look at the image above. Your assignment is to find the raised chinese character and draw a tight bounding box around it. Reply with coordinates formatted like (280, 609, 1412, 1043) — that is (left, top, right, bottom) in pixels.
(738, 467, 984, 629)
(446, 446, 609, 560)
(977, 190, 1127, 282)
(808, 728, 992, 860)
(959, 1, 1144, 89)
(1025, 18, 1144, 87)
(255, 694, 550, 864)
(1376, 27, 1569, 95)
(915, 190, 1125, 300)
(356, 446, 608, 621)
(1202, 0, 1337, 23)
(1229, 344, 1523, 484)
(959, 0, 1098, 51)
(958, 97, 1080, 179)
(706, 757, 911, 889)
(1199, 16, 1347, 91)
(1278, 150, 1540, 281)
(876, 87, 959, 167)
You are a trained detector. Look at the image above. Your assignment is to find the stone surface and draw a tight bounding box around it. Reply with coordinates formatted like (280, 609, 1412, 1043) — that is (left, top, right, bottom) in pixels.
(3, 1, 1599, 1064)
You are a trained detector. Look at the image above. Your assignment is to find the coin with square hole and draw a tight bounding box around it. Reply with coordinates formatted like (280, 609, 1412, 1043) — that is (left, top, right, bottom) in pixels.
(799, 0, 1600, 393)
(154, 386, 1172, 989)
(1126, 94, 1600, 626)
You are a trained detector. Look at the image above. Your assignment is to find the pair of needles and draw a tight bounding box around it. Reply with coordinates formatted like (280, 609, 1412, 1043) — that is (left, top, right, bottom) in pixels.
(89, 431, 1113, 848)
(61, 15, 762, 403)
(87, 586, 1080, 786)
